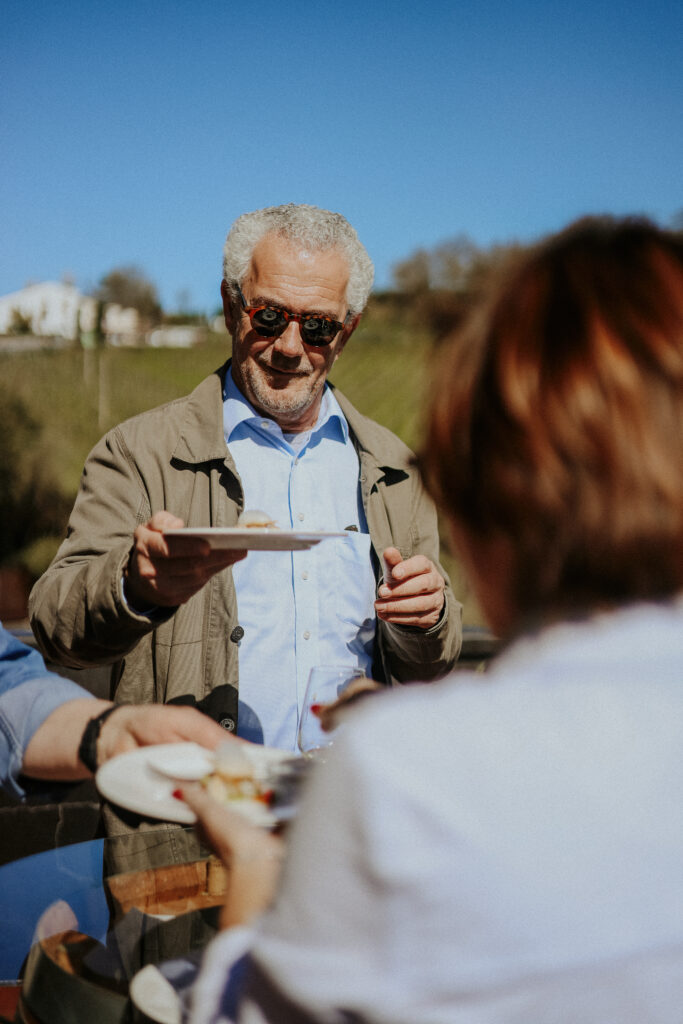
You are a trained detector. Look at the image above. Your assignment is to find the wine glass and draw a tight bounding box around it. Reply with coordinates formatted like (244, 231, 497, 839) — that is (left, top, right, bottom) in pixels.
(297, 665, 364, 757)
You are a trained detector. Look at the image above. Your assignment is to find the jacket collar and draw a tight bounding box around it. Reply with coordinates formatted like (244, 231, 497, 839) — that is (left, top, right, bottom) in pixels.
(171, 361, 231, 464)
(330, 384, 379, 455)
(171, 360, 405, 479)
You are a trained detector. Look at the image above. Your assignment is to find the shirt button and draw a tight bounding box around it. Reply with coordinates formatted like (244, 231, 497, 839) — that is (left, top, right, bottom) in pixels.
(301, 571, 309, 580)
(220, 717, 235, 731)
(303, 630, 311, 640)
(260, 420, 269, 429)
(230, 626, 244, 643)
(297, 512, 305, 521)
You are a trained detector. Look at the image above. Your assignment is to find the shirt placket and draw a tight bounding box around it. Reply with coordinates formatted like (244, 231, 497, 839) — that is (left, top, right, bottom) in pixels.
(289, 445, 319, 729)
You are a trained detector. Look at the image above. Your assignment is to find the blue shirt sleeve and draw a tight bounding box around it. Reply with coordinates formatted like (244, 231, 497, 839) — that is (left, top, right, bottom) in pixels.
(0, 623, 94, 800)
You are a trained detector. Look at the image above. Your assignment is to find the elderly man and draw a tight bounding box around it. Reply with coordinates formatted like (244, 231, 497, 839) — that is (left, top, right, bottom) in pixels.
(30, 204, 461, 753)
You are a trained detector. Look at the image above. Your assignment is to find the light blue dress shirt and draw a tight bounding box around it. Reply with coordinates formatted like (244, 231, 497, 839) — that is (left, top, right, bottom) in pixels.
(223, 371, 377, 751)
(0, 624, 92, 799)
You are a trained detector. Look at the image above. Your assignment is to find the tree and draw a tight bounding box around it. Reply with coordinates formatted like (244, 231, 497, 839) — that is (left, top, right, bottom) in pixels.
(391, 235, 524, 340)
(95, 265, 162, 327)
(0, 388, 71, 571)
(392, 247, 431, 295)
(8, 308, 33, 335)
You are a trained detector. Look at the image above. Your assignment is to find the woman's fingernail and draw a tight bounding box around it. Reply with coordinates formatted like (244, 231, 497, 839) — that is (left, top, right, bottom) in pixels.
(172, 788, 183, 800)
(310, 703, 323, 716)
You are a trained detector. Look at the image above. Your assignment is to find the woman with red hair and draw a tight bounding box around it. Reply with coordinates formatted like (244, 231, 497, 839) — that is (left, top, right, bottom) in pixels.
(184, 216, 683, 1024)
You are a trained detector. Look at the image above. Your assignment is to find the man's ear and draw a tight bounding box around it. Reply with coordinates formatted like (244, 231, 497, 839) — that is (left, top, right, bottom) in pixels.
(334, 313, 361, 360)
(221, 279, 237, 334)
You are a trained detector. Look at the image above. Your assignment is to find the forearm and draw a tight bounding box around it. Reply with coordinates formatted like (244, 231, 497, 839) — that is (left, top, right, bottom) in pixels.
(178, 783, 285, 930)
(29, 427, 164, 665)
(374, 475, 463, 680)
(22, 697, 111, 780)
(23, 700, 229, 784)
(30, 544, 161, 666)
(0, 671, 96, 799)
(220, 845, 285, 931)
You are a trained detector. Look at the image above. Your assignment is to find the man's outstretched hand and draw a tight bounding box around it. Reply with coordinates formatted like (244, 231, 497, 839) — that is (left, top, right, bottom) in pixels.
(124, 511, 247, 608)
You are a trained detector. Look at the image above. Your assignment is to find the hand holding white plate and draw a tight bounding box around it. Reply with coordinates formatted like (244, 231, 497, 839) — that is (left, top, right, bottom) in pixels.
(96, 742, 295, 826)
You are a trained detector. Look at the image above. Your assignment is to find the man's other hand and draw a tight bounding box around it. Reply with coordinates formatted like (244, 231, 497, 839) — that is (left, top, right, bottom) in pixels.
(124, 511, 247, 608)
(375, 546, 446, 630)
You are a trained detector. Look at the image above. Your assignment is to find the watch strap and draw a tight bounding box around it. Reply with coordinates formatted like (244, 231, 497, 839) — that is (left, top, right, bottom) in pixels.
(78, 705, 123, 773)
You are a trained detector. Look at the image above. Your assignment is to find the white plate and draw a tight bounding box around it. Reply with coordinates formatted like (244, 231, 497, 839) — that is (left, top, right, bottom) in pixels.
(96, 742, 292, 826)
(163, 527, 347, 551)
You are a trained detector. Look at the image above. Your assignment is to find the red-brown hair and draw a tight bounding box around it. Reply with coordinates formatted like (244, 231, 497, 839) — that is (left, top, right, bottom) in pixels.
(421, 216, 683, 621)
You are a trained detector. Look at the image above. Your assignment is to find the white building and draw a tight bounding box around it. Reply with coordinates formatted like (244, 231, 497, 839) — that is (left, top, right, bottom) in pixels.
(101, 303, 142, 345)
(0, 281, 140, 343)
(147, 325, 203, 348)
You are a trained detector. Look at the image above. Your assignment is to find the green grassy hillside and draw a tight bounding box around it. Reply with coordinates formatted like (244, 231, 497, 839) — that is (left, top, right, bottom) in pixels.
(0, 316, 482, 623)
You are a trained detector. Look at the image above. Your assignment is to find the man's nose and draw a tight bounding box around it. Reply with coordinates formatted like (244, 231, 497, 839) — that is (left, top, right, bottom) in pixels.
(272, 320, 304, 357)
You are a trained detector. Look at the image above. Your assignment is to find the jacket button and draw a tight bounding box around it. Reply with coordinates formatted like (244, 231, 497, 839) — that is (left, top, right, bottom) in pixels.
(230, 626, 244, 643)
(220, 717, 235, 731)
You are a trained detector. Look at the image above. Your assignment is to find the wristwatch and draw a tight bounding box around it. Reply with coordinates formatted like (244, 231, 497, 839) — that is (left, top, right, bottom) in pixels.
(77, 705, 123, 773)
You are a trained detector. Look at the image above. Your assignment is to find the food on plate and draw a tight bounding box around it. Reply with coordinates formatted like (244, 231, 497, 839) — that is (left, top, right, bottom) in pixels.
(237, 508, 278, 529)
(201, 743, 273, 805)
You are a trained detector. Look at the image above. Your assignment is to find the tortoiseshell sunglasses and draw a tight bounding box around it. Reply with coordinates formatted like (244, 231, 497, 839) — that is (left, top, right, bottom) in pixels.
(236, 284, 350, 347)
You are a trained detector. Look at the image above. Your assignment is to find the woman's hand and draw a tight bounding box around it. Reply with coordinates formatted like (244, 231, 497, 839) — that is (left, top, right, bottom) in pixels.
(313, 676, 384, 733)
(178, 782, 285, 929)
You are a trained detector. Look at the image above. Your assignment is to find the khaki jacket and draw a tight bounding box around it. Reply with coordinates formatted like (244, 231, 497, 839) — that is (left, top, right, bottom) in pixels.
(30, 363, 461, 726)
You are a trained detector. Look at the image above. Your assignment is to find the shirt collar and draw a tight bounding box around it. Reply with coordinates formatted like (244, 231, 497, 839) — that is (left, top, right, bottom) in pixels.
(223, 367, 349, 444)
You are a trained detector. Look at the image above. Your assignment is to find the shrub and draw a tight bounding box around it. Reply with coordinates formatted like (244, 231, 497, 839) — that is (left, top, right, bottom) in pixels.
(0, 388, 71, 575)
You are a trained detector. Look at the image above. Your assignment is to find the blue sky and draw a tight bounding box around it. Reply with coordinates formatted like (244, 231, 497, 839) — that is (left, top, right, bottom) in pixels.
(3, 0, 682, 314)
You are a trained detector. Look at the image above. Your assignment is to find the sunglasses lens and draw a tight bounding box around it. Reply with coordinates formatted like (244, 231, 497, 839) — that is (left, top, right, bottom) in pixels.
(251, 307, 288, 336)
(301, 317, 339, 346)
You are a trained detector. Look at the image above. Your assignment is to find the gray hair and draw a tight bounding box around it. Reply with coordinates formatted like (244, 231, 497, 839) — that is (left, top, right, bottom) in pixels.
(222, 203, 374, 314)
